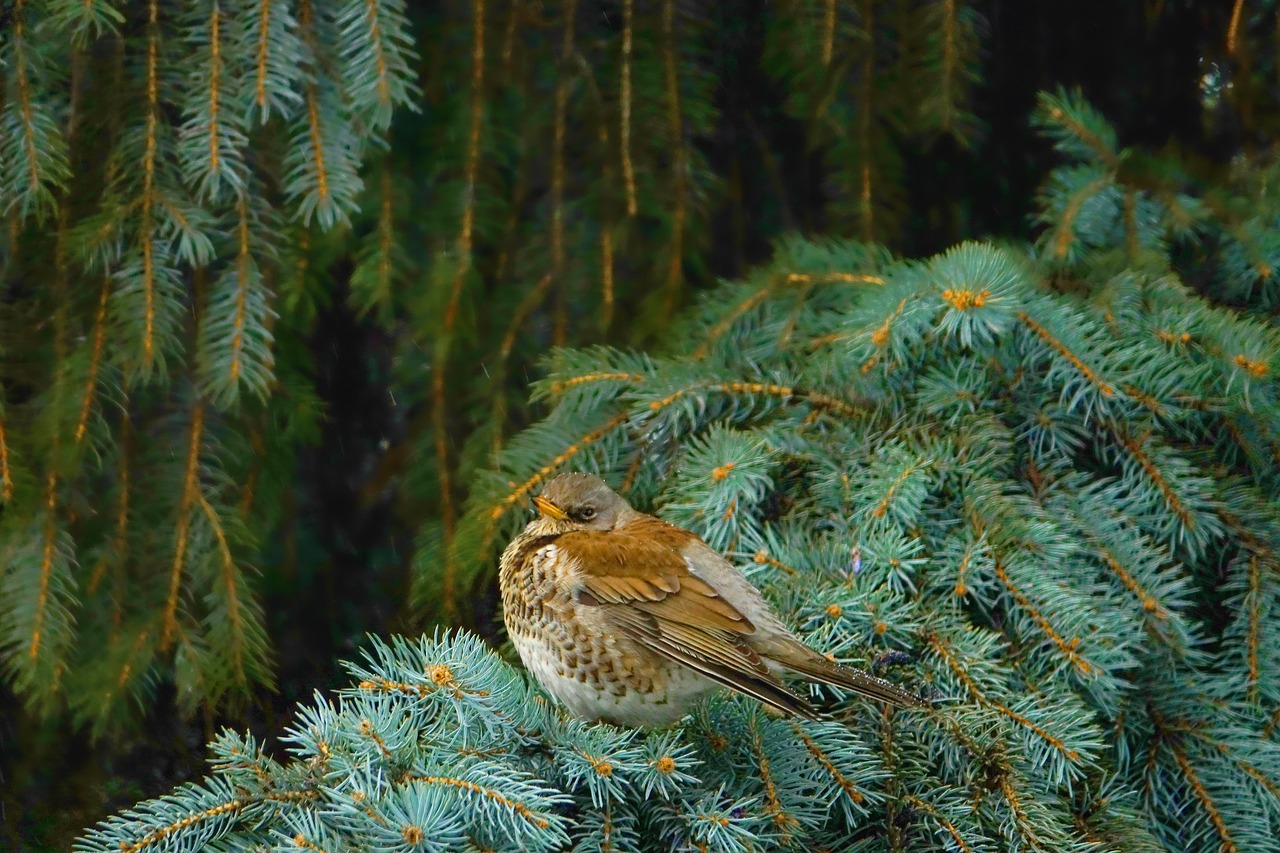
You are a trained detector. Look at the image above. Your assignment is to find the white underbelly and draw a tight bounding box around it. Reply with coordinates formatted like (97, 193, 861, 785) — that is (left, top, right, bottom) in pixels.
(512, 631, 713, 727)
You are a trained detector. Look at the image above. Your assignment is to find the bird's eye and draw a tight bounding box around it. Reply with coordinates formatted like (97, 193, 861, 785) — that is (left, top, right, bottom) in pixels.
(576, 506, 597, 521)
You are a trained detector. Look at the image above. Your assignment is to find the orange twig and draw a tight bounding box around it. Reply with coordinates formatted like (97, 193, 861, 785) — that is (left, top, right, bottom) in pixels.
(1053, 175, 1112, 258)
(620, 0, 636, 216)
(162, 404, 204, 651)
(141, 0, 160, 370)
(1162, 735, 1237, 851)
(751, 715, 798, 836)
(75, 278, 111, 445)
(661, 0, 685, 318)
(822, 0, 836, 66)
(13, 0, 45, 205)
(254, 0, 271, 110)
(995, 560, 1093, 675)
(792, 723, 865, 804)
(1248, 555, 1261, 704)
(1227, 0, 1245, 55)
(1097, 547, 1166, 618)
(1017, 312, 1114, 396)
(405, 775, 551, 829)
(435, 0, 486, 618)
(364, 0, 392, 108)
(905, 795, 969, 852)
(207, 3, 222, 172)
(0, 408, 12, 503)
(29, 472, 59, 659)
(198, 493, 246, 684)
(1112, 428, 1194, 529)
(928, 635, 1080, 762)
(548, 372, 644, 395)
(228, 196, 251, 382)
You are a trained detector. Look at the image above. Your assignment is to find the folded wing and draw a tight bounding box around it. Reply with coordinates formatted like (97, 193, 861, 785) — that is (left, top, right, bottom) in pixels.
(557, 517, 817, 718)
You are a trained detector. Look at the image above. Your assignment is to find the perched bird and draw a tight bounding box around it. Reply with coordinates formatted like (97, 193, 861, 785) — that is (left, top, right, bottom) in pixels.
(499, 472, 925, 726)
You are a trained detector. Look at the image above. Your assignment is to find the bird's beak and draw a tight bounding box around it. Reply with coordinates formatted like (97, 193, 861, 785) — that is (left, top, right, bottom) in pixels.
(533, 495, 569, 520)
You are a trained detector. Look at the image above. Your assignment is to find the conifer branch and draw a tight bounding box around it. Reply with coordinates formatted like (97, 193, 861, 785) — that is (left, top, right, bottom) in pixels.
(620, 0, 636, 217)
(661, 0, 686, 318)
(1016, 312, 1115, 396)
(1039, 93, 1118, 167)
(903, 795, 970, 852)
(994, 559, 1093, 675)
(402, 774, 553, 829)
(141, 0, 160, 372)
(74, 278, 111, 447)
(31, 473, 61, 661)
(1247, 555, 1261, 703)
(927, 635, 1081, 762)
(229, 199, 250, 383)
(92, 627, 152, 722)
(304, 88, 329, 205)
(693, 286, 773, 359)
(89, 417, 132, 597)
(1227, 0, 1245, 55)
(500, 0, 520, 73)
(823, 0, 837, 66)
(577, 28, 620, 326)
(750, 716, 797, 838)
(0, 409, 11, 504)
(791, 723, 865, 805)
(1234, 753, 1280, 800)
(858, 0, 875, 241)
(546, 370, 642, 397)
(163, 404, 205, 651)
(490, 274, 555, 456)
(207, 4, 223, 177)
(117, 797, 249, 853)
(364, 0, 393, 111)
(1157, 724, 1238, 853)
(198, 493, 246, 684)
(13, 2, 41, 209)
(434, 0, 487, 618)
(1050, 175, 1111, 259)
(999, 777, 1045, 851)
(1110, 427, 1193, 530)
(601, 227, 615, 332)
(1096, 545, 1167, 619)
(550, 0, 576, 346)
(648, 380, 869, 419)
(254, 0, 273, 111)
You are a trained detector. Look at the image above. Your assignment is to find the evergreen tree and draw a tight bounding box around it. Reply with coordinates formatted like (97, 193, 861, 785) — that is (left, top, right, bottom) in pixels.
(0, 0, 989, 737)
(4, 1, 1278, 848)
(77, 91, 1280, 851)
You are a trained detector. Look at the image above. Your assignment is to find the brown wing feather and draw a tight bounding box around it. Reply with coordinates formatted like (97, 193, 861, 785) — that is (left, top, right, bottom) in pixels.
(556, 518, 814, 717)
(608, 605, 817, 719)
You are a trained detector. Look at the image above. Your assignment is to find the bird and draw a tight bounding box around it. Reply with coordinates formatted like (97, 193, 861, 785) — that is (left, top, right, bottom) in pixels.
(499, 471, 926, 727)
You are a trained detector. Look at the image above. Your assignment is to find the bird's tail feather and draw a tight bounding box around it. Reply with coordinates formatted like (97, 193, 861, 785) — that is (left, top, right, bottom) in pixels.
(777, 644, 927, 708)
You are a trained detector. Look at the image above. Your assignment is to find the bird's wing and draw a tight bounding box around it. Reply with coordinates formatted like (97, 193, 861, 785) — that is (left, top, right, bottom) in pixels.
(555, 516, 816, 718)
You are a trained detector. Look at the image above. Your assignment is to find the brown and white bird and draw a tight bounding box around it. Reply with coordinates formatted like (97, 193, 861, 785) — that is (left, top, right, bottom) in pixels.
(499, 472, 924, 726)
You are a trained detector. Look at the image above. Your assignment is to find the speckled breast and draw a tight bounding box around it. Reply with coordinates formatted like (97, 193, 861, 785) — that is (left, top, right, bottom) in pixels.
(499, 532, 713, 726)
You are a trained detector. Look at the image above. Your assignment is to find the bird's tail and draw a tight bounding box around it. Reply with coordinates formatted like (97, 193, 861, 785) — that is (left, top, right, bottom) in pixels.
(773, 642, 928, 709)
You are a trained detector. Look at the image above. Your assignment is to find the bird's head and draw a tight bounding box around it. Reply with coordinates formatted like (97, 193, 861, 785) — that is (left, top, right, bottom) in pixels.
(532, 472, 631, 533)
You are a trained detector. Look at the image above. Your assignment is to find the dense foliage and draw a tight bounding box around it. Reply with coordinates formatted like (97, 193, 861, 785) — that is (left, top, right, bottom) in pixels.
(3, 0, 1279, 849)
(78, 89, 1280, 850)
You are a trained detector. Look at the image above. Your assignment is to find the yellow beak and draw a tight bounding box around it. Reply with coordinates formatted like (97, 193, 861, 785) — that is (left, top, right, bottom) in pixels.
(533, 495, 569, 520)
